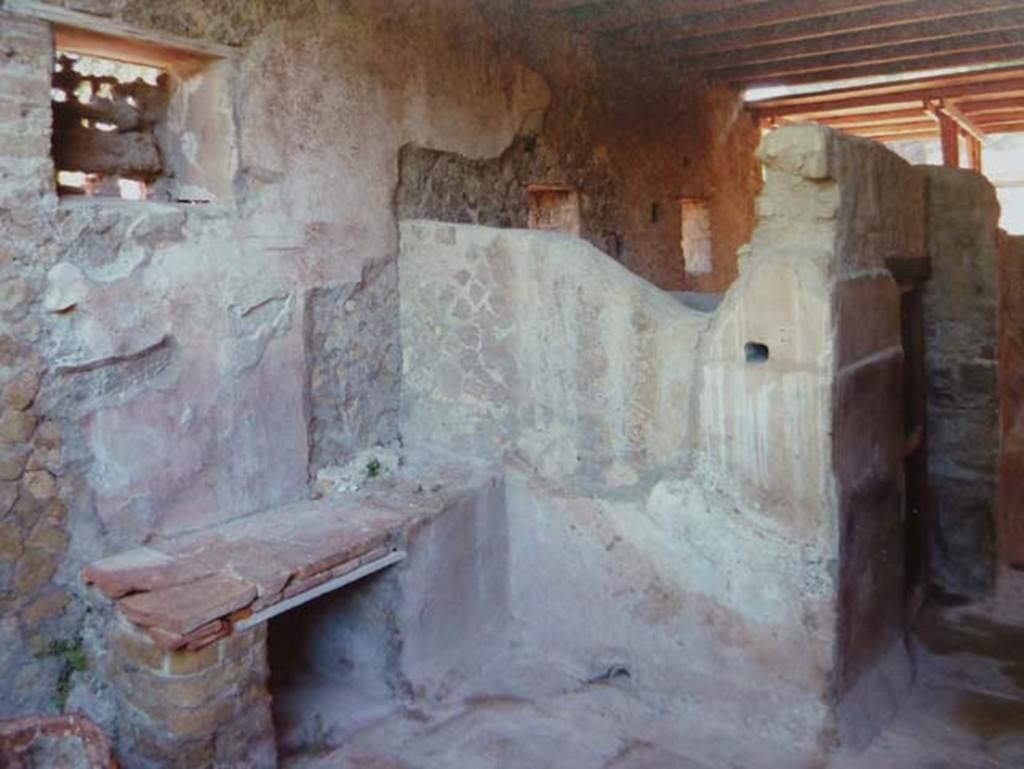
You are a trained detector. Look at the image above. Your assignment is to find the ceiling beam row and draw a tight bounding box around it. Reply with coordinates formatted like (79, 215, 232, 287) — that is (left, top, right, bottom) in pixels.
(533, 0, 1024, 88)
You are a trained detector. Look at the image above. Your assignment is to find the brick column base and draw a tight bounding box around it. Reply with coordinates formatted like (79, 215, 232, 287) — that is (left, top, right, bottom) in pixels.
(106, 620, 276, 768)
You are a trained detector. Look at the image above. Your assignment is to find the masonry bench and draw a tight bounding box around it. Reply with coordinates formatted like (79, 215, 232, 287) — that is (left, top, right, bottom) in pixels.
(82, 471, 472, 652)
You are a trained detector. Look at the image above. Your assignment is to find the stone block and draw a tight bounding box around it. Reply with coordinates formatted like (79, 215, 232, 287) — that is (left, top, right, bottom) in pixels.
(14, 549, 57, 595)
(0, 445, 30, 482)
(220, 623, 265, 664)
(21, 470, 55, 501)
(1, 371, 39, 411)
(757, 124, 832, 180)
(0, 522, 22, 562)
(20, 589, 69, 624)
(115, 657, 251, 711)
(932, 476, 997, 596)
(162, 695, 238, 738)
(0, 713, 115, 768)
(0, 481, 17, 517)
(118, 574, 256, 636)
(25, 523, 68, 555)
(166, 643, 220, 676)
(84, 546, 215, 599)
(0, 409, 36, 443)
(110, 622, 169, 673)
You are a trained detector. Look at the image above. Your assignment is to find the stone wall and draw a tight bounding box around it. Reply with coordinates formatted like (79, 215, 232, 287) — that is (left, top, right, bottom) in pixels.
(699, 127, 921, 742)
(105, 620, 273, 768)
(923, 167, 1001, 598)
(396, 16, 760, 293)
(1, 11, 73, 721)
(397, 124, 920, 749)
(998, 233, 1024, 571)
(0, 0, 550, 739)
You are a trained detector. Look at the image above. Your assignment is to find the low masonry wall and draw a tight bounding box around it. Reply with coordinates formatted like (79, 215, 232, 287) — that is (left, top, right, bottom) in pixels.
(105, 621, 274, 768)
(398, 125, 924, 749)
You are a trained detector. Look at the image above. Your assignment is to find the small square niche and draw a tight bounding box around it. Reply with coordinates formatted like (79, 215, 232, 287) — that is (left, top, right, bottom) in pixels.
(681, 197, 712, 275)
(527, 185, 581, 237)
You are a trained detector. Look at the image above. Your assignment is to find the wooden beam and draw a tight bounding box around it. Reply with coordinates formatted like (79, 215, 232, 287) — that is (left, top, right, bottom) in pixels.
(749, 63, 1024, 110)
(973, 109, 1024, 122)
(940, 102, 988, 142)
(970, 116, 1024, 126)
(568, 0, 768, 32)
(871, 130, 943, 142)
(688, 10, 1024, 72)
(956, 96, 1024, 114)
(728, 43, 1024, 86)
(668, 1, 1024, 62)
(854, 120, 943, 136)
(755, 85, 1024, 122)
(815, 108, 929, 127)
(618, 0, 911, 49)
(706, 29, 1024, 84)
(531, 0, 603, 12)
(52, 127, 162, 179)
(4, 0, 238, 61)
(973, 120, 1024, 132)
(937, 110, 961, 166)
(967, 133, 984, 171)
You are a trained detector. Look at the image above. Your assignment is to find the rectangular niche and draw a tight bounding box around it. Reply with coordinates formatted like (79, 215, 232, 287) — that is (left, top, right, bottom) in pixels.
(681, 196, 713, 275)
(527, 185, 581, 237)
(47, 19, 237, 203)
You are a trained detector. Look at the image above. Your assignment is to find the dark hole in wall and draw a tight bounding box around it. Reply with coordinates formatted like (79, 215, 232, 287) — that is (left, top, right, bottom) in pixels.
(268, 572, 400, 759)
(745, 342, 769, 363)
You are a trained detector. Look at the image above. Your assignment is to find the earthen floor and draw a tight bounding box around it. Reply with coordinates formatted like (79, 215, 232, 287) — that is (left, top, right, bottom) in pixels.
(282, 575, 1024, 769)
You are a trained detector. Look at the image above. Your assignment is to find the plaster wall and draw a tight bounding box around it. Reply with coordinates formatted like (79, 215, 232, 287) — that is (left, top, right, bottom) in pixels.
(0, 0, 550, 720)
(399, 221, 707, 485)
(398, 124, 921, 746)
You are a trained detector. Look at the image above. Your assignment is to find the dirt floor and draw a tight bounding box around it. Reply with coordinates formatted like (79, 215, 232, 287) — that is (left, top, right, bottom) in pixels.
(281, 574, 1024, 769)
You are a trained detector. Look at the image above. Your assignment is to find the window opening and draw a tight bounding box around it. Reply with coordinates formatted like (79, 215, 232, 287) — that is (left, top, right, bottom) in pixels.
(51, 51, 168, 200)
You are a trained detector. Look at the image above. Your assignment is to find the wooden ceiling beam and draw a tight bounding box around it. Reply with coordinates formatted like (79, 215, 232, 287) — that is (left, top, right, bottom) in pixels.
(672, 7, 1024, 70)
(937, 102, 988, 142)
(531, 0, 604, 12)
(617, 0, 911, 49)
(974, 111, 1024, 123)
(708, 30, 1024, 84)
(811, 108, 928, 127)
(974, 121, 1024, 133)
(751, 81, 1024, 120)
(869, 130, 942, 142)
(956, 96, 1024, 113)
(750, 64, 1024, 110)
(853, 120, 942, 135)
(969, 109, 1024, 122)
(563, 0, 767, 32)
(734, 45, 1024, 87)
(926, 100, 987, 142)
